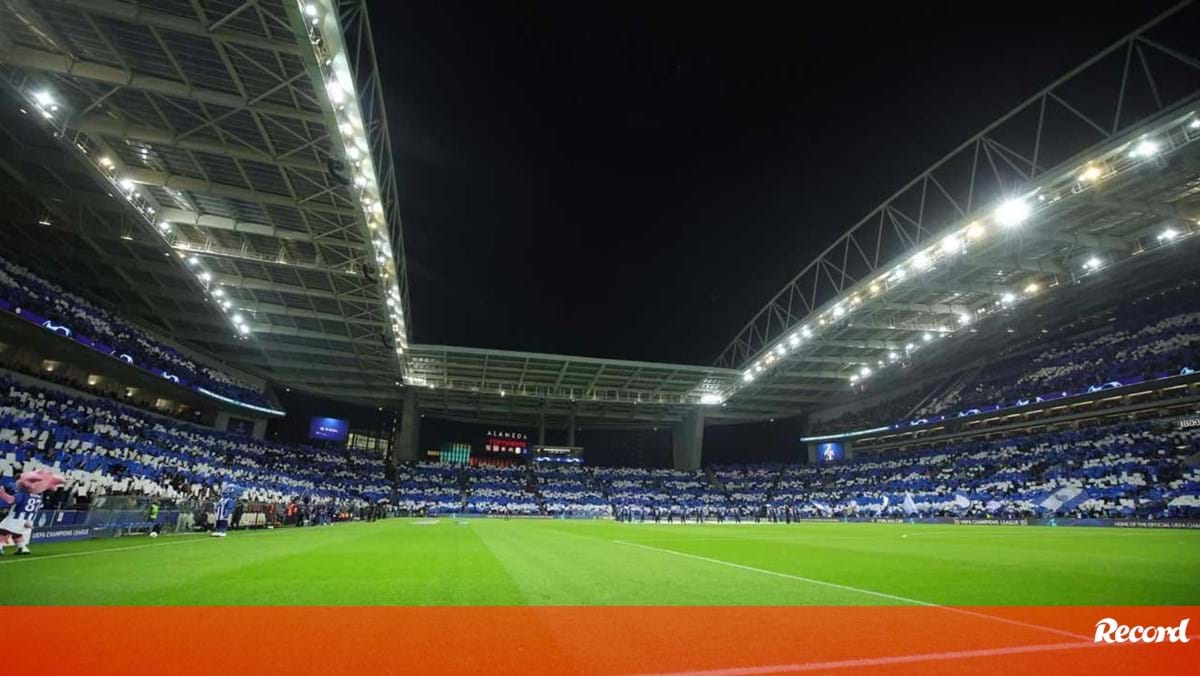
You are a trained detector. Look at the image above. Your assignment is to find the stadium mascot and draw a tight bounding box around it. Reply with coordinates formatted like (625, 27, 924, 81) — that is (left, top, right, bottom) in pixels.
(0, 469, 66, 556)
(211, 482, 242, 538)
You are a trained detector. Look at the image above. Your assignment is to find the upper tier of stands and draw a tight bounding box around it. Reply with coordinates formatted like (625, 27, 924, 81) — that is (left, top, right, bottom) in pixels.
(818, 285, 1200, 435)
(0, 253, 269, 407)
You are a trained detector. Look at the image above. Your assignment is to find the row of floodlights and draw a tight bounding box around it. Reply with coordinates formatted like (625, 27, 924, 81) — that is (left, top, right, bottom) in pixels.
(741, 115, 1198, 389)
(304, 1, 407, 356)
(26, 88, 251, 339)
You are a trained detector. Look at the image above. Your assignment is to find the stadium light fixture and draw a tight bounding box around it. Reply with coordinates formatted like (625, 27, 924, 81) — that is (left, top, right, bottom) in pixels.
(237, 324, 251, 335)
(1084, 256, 1102, 271)
(32, 90, 53, 107)
(904, 342, 915, 352)
(1191, 118, 1200, 129)
(849, 374, 859, 384)
(859, 366, 871, 378)
(958, 312, 972, 325)
(118, 178, 134, 193)
(305, 3, 319, 17)
(213, 288, 224, 298)
(1025, 282, 1039, 293)
(187, 256, 199, 266)
(788, 333, 800, 347)
(994, 199, 1031, 227)
(327, 81, 346, 105)
(1129, 139, 1160, 158)
(199, 271, 211, 282)
(220, 300, 231, 310)
(965, 221, 985, 240)
(231, 313, 244, 325)
(888, 351, 899, 361)
(911, 251, 931, 271)
(922, 332, 932, 343)
(742, 372, 753, 383)
(1001, 292, 1016, 304)
(1078, 165, 1103, 182)
(801, 327, 812, 338)
(1158, 228, 1179, 242)
(869, 282, 881, 295)
(940, 234, 960, 255)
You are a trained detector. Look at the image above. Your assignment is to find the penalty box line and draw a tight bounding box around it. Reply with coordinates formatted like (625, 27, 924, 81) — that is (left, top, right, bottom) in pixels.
(612, 540, 1092, 642)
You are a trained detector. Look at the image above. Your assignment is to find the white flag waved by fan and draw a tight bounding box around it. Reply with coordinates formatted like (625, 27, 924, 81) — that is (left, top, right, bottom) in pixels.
(902, 492, 918, 516)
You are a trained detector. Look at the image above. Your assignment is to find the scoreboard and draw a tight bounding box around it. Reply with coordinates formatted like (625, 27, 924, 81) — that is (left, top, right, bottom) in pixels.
(484, 430, 528, 456)
(532, 445, 585, 464)
(438, 442, 471, 465)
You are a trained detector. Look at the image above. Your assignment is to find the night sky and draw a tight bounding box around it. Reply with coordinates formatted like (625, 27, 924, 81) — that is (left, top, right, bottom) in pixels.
(369, 0, 1175, 366)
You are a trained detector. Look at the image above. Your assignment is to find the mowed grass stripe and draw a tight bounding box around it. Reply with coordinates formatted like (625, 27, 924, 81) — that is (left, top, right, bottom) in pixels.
(0, 519, 1196, 606)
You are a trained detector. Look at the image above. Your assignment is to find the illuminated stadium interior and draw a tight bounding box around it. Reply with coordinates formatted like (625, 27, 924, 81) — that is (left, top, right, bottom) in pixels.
(0, 2, 1198, 674)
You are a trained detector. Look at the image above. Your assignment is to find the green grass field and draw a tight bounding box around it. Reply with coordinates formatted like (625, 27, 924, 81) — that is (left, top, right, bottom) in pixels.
(2, 519, 1198, 606)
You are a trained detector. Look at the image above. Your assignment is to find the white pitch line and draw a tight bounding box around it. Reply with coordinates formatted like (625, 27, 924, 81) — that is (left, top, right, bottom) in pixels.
(0, 526, 326, 565)
(0, 534, 215, 565)
(633, 639, 1111, 676)
(613, 540, 1092, 642)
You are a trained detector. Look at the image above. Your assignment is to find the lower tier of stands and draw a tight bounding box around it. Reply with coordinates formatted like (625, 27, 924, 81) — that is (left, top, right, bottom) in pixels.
(3, 374, 1197, 523)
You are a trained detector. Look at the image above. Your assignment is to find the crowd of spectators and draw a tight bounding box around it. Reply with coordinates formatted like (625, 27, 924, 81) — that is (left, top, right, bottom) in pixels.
(0, 375, 386, 516)
(816, 285, 1200, 434)
(0, 253, 269, 406)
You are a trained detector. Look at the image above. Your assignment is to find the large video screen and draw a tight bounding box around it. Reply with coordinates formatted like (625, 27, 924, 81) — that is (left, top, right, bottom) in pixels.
(308, 417, 349, 442)
(814, 441, 844, 463)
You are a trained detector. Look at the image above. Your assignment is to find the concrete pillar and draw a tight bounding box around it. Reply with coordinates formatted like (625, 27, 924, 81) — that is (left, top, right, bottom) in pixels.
(671, 407, 704, 471)
(566, 405, 577, 447)
(392, 388, 420, 464)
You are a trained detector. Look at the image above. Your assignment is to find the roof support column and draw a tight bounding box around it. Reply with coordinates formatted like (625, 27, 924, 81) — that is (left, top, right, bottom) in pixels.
(537, 407, 546, 447)
(392, 388, 420, 464)
(672, 407, 705, 472)
(566, 404, 577, 447)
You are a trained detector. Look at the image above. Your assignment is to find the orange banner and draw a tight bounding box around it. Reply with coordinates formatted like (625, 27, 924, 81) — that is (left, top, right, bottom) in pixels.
(14, 606, 1197, 675)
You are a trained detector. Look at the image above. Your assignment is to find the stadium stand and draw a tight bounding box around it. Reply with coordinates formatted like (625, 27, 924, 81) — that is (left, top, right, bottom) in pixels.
(0, 253, 270, 407)
(0, 374, 385, 512)
(818, 284, 1200, 434)
(716, 419, 1200, 520)
(1, 354, 1197, 524)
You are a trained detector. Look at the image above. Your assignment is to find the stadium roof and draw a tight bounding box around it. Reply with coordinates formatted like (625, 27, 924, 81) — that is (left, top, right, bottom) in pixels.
(0, 1, 1198, 427)
(715, 3, 1200, 417)
(0, 0, 410, 391)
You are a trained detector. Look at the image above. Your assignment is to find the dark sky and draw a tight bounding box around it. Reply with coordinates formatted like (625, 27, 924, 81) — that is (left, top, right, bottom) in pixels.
(371, 0, 1175, 365)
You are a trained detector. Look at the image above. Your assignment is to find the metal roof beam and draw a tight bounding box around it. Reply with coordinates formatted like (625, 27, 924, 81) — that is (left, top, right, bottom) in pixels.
(123, 167, 357, 217)
(177, 245, 365, 276)
(59, 0, 304, 56)
(72, 115, 325, 173)
(157, 208, 365, 250)
(209, 273, 337, 300)
(0, 45, 324, 124)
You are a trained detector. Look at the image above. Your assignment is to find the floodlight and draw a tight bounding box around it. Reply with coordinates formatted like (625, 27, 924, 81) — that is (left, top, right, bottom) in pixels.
(941, 234, 960, 255)
(994, 199, 1031, 227)
(1129, 139, 1159, 158)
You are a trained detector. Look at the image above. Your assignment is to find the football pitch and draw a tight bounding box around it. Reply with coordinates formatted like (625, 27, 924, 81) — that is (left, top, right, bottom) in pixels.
(3, 519, 1199, 606)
